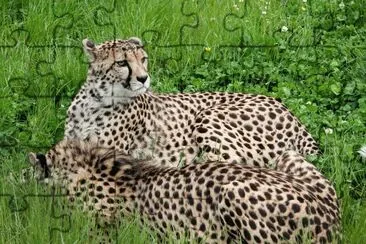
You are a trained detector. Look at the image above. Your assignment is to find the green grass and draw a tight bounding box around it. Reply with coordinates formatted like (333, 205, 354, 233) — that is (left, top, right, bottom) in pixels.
(1, 0, 365, 243)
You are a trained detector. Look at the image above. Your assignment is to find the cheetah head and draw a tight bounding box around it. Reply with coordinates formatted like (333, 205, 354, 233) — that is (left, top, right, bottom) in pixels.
(83, 37, 150, 104)
(29, 150, 87, 186)
(28, 141, 79, 185)
(27, 139, 141, 185)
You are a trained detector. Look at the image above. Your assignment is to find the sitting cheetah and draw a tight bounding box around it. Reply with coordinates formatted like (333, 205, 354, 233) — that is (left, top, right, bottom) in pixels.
(64, 37, 320, 167)
(29, 140, 339, 243)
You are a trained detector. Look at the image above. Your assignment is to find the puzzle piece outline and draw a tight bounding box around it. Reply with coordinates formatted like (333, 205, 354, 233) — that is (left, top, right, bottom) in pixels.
(1, 0, 365, 243)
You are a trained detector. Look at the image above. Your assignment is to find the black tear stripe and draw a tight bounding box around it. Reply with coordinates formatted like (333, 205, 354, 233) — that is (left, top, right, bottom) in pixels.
(125, 62, 132, 86)
(123, 51, 132, 88)
(36, 153, 50, 178)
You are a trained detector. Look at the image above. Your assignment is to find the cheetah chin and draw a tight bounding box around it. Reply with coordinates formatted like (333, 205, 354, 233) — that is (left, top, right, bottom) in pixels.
(103, 82, 150, 105)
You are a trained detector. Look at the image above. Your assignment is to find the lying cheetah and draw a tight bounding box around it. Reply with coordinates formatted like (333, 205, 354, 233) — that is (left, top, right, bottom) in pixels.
(64, 37, 320, 167)
(29, 140, 339, 243)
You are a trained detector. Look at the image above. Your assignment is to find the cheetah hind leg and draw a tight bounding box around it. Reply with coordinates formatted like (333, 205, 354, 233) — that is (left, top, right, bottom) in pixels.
(274, 150, 341, 242)
(274, 150, 321, 178)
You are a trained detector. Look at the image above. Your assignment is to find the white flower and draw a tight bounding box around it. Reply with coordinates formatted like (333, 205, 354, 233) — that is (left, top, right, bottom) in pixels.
(339, 2, 345, 9)
(358, 145, 366, 162)
(262, 10, 267, 15)
(281, 26, 288, 32)
(302, 0, 307, 3)
(324, 128, 333, 134)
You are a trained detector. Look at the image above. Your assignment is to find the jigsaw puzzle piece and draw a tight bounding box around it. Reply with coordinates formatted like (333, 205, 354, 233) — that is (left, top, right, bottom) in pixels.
(51, 1, 117, 46)
(0, 194, 27, 242)
(45, 192, 73, 243)
(220, 0, 320, 48)
(1, 192, 71, 243)
(222, 0, 278, 47)
(270, 0, 344, 82)
(1, 0, 112, 47)
(7, 60, 59, 100)
(2, 1, 63, 47)
(7, 194, 29, 212)
(2, 36, 62, 102)
(0, 96, 63, 152)
(0, 193, 28, 217)
(3, 45, 83, 150)
(0, 28, 32, 48)
(1, 168, 70, 242)
(138, 0, 204, 78)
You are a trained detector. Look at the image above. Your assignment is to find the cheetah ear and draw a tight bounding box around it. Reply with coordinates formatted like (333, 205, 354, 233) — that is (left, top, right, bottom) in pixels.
(128, 37, 143, 47)
(29, 152, 48, 167)
(28, 152, 39, 166)
(82, 39, 96, 60)
(83, 38, 95, 50)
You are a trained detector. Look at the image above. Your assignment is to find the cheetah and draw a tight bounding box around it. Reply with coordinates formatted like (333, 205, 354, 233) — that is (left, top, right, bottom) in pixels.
(29, 139, 339, 243)
(65, 37, 320, 167)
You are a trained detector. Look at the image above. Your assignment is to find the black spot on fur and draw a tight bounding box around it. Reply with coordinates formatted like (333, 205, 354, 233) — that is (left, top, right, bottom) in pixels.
(109, 160, 122, 176)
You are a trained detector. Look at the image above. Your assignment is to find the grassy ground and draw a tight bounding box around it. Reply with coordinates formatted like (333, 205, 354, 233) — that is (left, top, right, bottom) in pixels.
(1, 0, 365, 243)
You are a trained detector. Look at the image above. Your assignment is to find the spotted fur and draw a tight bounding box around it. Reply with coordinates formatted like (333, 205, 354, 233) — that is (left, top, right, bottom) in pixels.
(65, 38, 320, 167)
(65, 37, 150, 138)
(29, 140, 339, 243)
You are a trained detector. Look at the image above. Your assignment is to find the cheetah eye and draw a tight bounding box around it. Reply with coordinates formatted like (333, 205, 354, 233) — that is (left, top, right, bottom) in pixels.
(116, 60, 128, 67)
(142, 57, 148, 63)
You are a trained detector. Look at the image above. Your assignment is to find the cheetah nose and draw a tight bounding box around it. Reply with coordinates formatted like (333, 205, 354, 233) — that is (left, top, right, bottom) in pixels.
(137, 75, 148, 84)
